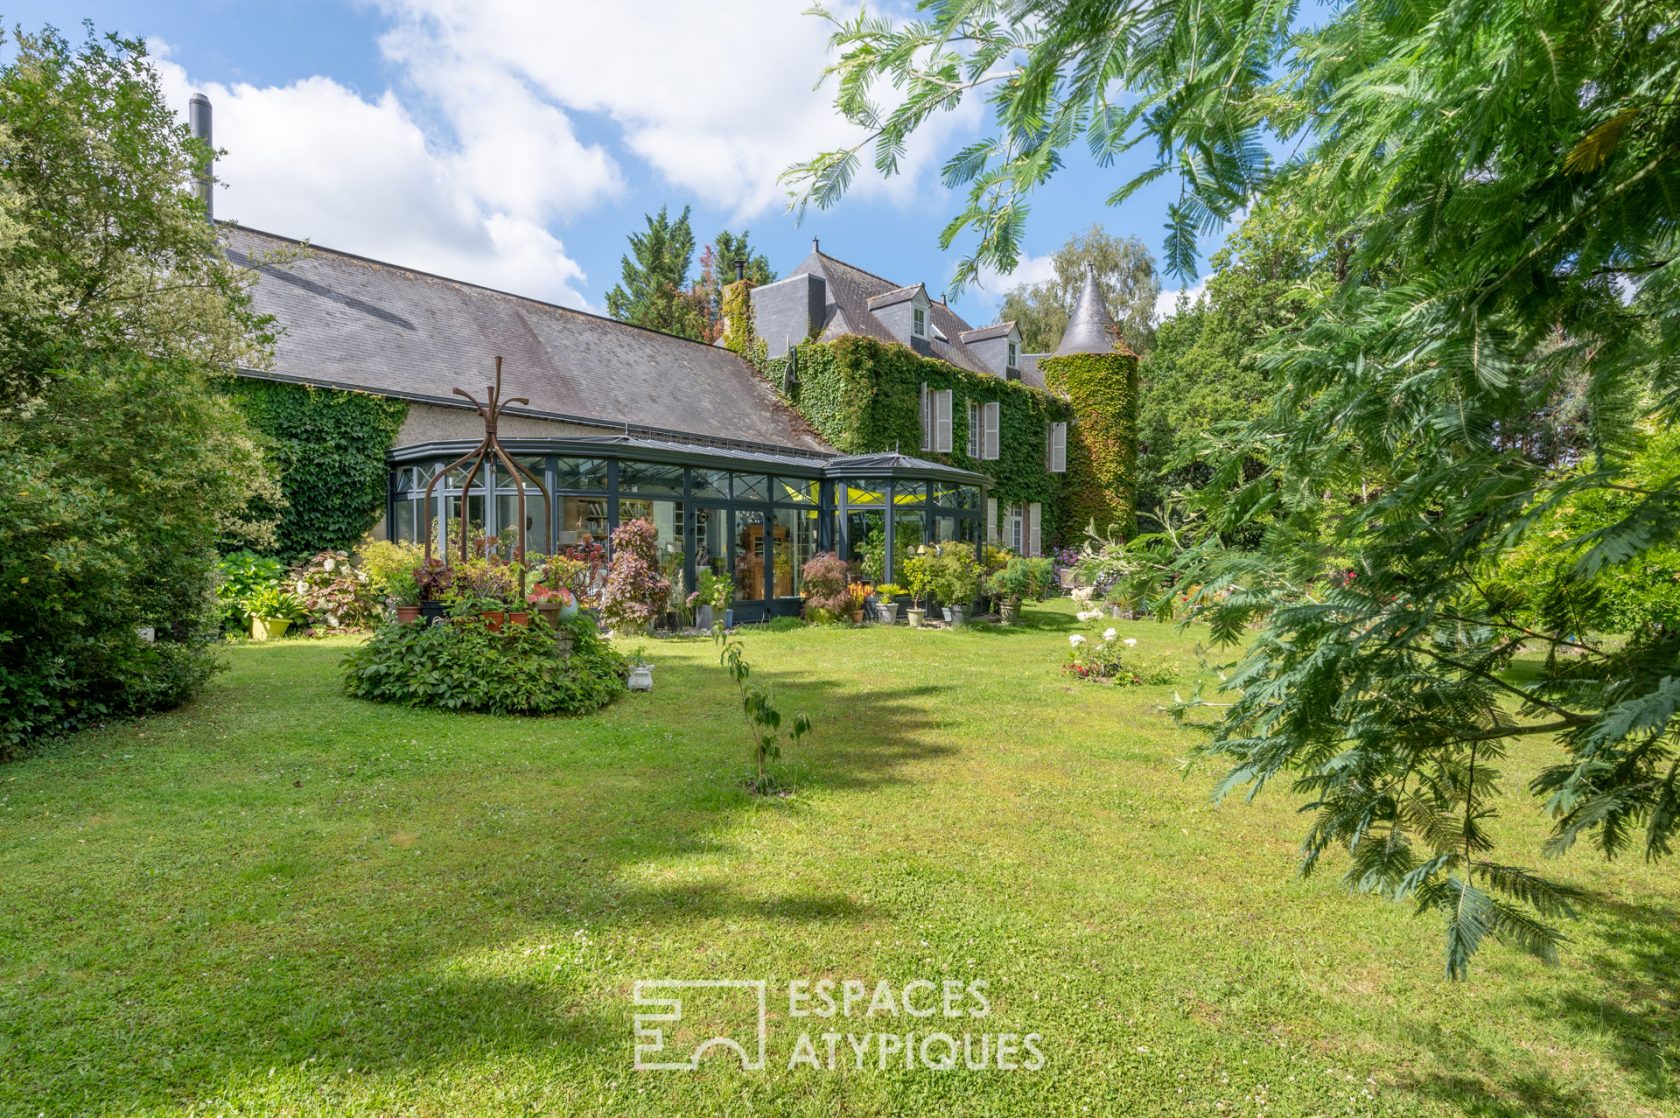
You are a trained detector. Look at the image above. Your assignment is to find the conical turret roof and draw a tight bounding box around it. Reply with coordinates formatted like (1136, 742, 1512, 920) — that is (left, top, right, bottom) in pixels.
(1054, 263, 1117, 355)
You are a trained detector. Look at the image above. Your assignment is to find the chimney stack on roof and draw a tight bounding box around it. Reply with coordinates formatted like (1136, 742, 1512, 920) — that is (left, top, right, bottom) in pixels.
(734, 257, 746, 283)
(188, 92, 213, 221)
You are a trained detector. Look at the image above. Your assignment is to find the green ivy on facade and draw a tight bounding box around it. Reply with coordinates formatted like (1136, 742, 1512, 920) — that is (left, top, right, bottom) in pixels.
(1039, 352, 1139, 539)
(226, 380, 408, 563)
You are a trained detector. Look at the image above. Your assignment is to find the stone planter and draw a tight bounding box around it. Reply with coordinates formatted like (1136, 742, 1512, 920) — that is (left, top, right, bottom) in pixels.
(906, 607, 925, 628)
(948, 605, 969, 628)
(877, 601, 899, 624)
(628, 664, 653, 692)
(696, 604, 715, 630)
(941, 606, 953, 623)
(998, 599, 1019, 626)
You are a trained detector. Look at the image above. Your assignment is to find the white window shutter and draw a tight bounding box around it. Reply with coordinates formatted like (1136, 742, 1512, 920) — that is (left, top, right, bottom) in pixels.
(1028, 502, 1042, 557)
(1052, 422, 1067, 473)
(935, 390, 953, 453)
(983, 402, 1000, 460)
(919, 383, 930, 451)
(986, 496, 998, 543)
(967, 401, 981, 457)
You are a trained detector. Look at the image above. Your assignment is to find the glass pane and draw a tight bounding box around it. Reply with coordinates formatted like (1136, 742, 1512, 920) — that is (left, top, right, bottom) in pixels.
(619, 460, 684, 495)
(556, 494, 609, 546)
(846, 484, 885, 508)
(893, 483, 927, 506)
(958, 486, 981, 510)
(619, 498, 686, 583)
(894, 510, 927, 582)
(393, 498, 417, 544)
(735, 509, 766, 602)
(775, 477, 818, 505)
(847, 510, 886, 581)
(444, 463, 485, 490)
(691, 468, 729, 500)
(554, 457, 608, 490)
(734, 473, 770, 503)
(442, 494, 486, 552)
(772, 507, 816, 598)
(959, 516, 982, 546)
(496, 491, 549, 555)
(696, 505, 728, 579)
(933, 515, 957, 544)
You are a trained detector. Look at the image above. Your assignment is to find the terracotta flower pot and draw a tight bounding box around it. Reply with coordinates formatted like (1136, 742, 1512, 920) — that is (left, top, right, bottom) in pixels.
(396, 605, 421, 624)
(851, 609, 865, 623)
(481, 610, 506, 631)
(507, 611, 531, 627)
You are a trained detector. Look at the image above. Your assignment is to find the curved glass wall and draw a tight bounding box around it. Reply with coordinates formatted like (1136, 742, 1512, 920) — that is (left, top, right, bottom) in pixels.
(388, 447, 986, 619)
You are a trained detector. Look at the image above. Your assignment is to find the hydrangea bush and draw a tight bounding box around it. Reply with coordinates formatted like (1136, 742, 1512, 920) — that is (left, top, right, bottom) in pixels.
(601, 519, 670, 632)
(290, 550, 380, 631)
(1065, 629, 1179, 686)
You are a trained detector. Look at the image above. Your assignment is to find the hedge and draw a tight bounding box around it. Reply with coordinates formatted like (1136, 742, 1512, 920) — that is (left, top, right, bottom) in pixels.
(766, 335, 1072, 535)
(1039, 352, 1139, 539)
(226, 379, 408, 563)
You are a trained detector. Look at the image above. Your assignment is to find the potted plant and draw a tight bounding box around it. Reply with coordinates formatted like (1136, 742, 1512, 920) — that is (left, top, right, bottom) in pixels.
(872, 582, 906, 624)
(626, 646, 654, 692)
(527, 584, 574, 628)
(932, 549, 982, 627)
(901, 553, 932, 628)
(414, 559, 454, 622)
(696, 568, 733, 630)
(845, 581, 871, 623)
(388, 568, 422, 624)
(243, 585, 305, 641)
(987, 556, 1054, 626)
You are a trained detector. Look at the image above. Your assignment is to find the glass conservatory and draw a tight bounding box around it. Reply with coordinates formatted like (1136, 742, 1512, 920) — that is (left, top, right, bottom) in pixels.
(386, 436, 990, 623)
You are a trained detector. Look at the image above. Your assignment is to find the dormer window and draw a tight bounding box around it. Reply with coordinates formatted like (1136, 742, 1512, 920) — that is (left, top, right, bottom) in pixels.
(912, 305, 927, 338)
(1007, 340, 1018, 370)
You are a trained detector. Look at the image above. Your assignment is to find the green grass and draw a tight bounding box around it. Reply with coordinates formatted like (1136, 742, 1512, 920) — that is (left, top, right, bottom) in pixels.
(1, 600, 1674, 1116)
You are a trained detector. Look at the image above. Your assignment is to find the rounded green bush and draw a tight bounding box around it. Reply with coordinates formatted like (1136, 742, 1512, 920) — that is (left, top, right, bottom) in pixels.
(341, 614, 627, 716)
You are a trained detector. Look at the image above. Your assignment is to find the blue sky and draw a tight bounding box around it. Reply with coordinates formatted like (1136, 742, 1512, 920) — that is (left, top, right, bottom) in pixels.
(10, 1, 1207, 325)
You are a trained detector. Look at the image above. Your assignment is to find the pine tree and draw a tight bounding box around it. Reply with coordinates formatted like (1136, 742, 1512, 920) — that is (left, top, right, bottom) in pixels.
(604, 205, 705, 340)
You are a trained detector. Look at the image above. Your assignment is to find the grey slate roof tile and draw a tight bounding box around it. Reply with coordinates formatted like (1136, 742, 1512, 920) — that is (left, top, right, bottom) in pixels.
(224, 224, 832, 454)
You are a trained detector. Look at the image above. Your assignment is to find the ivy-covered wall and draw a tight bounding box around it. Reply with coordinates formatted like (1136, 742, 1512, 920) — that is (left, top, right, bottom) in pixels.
(765, 334, 1073, 537)
(225, 379, 408, 563)
(1039, 352, 1139, 539)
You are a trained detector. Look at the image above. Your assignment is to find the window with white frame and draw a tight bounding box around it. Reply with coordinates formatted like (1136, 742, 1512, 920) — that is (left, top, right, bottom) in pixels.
(1006, 503, 1024, 552)
(912, 305, 926, 338)
(980, 401, 1000, 460)
(1046, 421, 1067, 473)
(1007, 340, 1018, 370)
(933, 388, 953, 453)
(967, 400, 981, 457)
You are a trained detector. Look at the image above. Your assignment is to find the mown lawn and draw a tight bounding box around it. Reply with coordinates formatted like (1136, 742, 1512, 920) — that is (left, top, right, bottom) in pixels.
(0, 600, 1674, 1116)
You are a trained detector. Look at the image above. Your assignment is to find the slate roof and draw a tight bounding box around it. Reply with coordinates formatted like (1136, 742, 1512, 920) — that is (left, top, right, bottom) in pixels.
(958, 322, 1015, 343)
(222, 225, 832, 455)
(1055, 263, 1129, 356)
(785, 250, 999, 377)
(865, 284, 923, 309)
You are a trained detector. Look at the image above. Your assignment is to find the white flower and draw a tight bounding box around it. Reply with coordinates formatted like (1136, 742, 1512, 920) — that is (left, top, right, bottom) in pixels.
(1103, 628, 1117, 642)
(1123, 638, 1137, 647)
(295, 580, 307, 594)
(1068, 634, 1086, 647)
(1077, 609, 1104, 623)
(324, 558, 336, 571)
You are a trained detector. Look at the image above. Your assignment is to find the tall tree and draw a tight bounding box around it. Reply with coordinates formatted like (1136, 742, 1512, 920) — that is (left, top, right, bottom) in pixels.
(693, 229, 775, 343)
(788, 0, 1680, 976)
(999, 226, 1160, 353)
(0, 25, 276, 754)
(604, 204, 705, 340)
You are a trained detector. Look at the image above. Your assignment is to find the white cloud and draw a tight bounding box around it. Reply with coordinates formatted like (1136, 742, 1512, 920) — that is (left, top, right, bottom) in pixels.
(374, 0, 979, 220)
(1154, 282, 1207, 322)
(153, 42, 600, 307)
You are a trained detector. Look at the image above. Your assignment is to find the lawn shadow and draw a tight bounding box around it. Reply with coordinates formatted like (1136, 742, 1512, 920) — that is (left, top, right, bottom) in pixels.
(3, 641, 965, 1114)
(1389, 892, 1680, 1117)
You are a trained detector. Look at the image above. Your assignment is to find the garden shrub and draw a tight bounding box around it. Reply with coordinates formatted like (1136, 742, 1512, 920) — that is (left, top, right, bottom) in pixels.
(289, 550, 380, 631)
(601, 519, 670, 631)
(1065, 630, 1179, 685)
(342, 614, 626, 716)
(216, 551, 286, 631)
(800, 552, 851, 621)
(357, 539, 423, 598)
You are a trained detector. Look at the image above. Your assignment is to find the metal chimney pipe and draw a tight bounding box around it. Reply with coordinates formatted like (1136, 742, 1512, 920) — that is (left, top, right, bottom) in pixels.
(188, 93, 213, 221)
(734, 257, 746, 283)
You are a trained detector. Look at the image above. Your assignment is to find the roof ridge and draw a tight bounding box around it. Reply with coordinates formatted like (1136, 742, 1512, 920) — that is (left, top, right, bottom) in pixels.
(812, 248, 904, 289)
(221, 222, 738, 358)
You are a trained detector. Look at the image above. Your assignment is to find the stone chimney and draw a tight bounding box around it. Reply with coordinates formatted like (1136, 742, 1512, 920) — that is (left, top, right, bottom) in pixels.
(188, 93, 214, 221)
